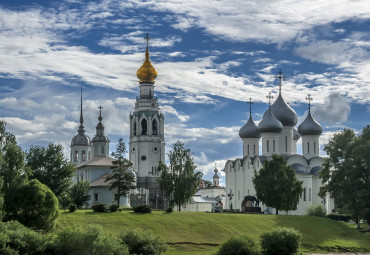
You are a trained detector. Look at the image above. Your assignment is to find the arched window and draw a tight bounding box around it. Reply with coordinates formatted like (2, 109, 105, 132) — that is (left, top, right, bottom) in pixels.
(247, 144, 250, 155)
(141, 119, 147, 135)
(133, 122, 137, 136)
(74, 150, 79, 162)
(152, 119, 158, 135)
(82, 150, 86, 162)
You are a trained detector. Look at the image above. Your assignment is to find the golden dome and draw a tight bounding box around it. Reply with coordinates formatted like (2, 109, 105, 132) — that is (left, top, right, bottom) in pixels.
(136, 47, 158, 83)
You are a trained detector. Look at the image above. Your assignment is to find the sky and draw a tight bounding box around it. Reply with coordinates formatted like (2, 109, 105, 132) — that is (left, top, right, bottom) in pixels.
(1, 0, 369, 184)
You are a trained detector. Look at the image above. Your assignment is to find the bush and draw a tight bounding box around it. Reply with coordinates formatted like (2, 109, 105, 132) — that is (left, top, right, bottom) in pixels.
(0, 221, 46, 254)
(326, 213, 352, 222)
(120, 230, 167, 255)
(69, 204, 77, 212)
(307, 204, 326, 217)
(5, 179, 59, 231)
(110, 204, 120, 212)
(166, 207, 173, 213)
(92, 203, 107, 212)
(217, 235, 259, 255)
(46, 225, 129, 255)
(133, 204, 152, 213)
(260, 227, 301, 255)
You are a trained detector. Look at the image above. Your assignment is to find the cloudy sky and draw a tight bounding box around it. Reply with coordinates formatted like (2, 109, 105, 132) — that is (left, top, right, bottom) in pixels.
(1, 0, 369, 183)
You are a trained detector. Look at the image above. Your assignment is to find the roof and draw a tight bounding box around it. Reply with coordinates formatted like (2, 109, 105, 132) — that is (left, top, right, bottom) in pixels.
(193, 196, 217, 203)
(90, 172, 112, 187)
(77, 155, 115, 168)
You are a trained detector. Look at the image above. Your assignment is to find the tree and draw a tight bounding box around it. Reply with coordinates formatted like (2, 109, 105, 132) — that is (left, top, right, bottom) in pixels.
(70, 180, 91, 209)
(252, 154, 303, 215)
(157, 141, 202, 210)
(5, 179, 59, 230)
(0, 178, 3, 220)
(0, 121, 15, 154)
(105, 138, 136, 207)
(319, 126, 370, 229)
(26, 144, 76, 200)
(204, 180, 212, 188)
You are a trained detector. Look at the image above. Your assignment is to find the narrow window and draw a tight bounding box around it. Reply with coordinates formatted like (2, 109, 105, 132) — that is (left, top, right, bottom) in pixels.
(133, 122, 137, 136)
(309, 188, 311, 201)
(247, 144, 250, 155)
(152, 119, 158, 135)
(273, 140, 276, 152)
(141, 119, 147, 135)
(94, 193, 99, 202)
(74, 150, 78, 162)
(253, 145, 256, 155)
(267, 140, 269, 153)
(314, 142, 316, 154)
(285, 136, 288, 152)
(238, 190, 240, 200)
(307, 142, 310, 154)
(82, 150, 86, 162)
(114, 194, 119, 201)
(304, 188, 306, 201)
(88, 151, 91, 160)
(101, 146, 104, 154)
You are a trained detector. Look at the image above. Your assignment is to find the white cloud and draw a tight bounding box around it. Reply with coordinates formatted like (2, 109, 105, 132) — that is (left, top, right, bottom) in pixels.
(312, 93, 351, 124)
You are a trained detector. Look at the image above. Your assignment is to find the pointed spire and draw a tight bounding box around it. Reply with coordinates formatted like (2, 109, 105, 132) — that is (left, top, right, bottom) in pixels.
(78, 87, 85, 135)
(98, 105, 103, 122)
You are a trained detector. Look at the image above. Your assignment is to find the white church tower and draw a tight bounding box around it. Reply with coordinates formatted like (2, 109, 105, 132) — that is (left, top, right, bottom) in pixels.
(91, 106, 110, 157)
(129, 34, 165, 208)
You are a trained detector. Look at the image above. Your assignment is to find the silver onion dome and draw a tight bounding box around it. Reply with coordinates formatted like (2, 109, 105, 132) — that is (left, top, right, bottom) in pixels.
(271, 94, 298, 126)
(71, 132, 91, 146)
(298, 111, 322, 136)
(258, 108, 283, 133)
(239, 116, 261, 138)
(293, 127, 300, 140)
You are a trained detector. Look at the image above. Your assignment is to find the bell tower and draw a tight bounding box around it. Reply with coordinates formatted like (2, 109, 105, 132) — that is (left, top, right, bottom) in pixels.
(129, 34, 165, 208)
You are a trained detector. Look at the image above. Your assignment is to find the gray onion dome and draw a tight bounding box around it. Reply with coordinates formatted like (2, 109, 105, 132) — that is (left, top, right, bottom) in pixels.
(293, 127, 300, 140)
(71, 132, 91, 146)
(239, 116, 261, 138)
(298, 111, 322, 136)
(271, 94, 298, 126)
(258, 107, 283, 133)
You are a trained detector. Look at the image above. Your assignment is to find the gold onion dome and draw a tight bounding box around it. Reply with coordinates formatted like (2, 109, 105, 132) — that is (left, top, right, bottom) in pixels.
(136, 43, 157, 83)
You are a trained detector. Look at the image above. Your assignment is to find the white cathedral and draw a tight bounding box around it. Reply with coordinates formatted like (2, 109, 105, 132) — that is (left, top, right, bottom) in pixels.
(70, 36, 165, 208)
(224, 73, 334, 215)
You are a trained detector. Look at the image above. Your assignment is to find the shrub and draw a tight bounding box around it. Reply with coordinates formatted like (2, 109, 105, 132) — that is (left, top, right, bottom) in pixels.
(326, 213, 352, 222)
(120, 230, 167, 255)
(307, 204, 326, 217)
(92, 203, 107, 212)
(217, 235, 259, 255)
(69, 203, 77, 212)
(109, 204, 120, 212)
(166, 207, 173, 213)
(5, 179, 59, 231)
(46, 225, 129, 255)
(133, 204, 152, 213)
(260, 227, 301, 255)
(0, 221, 46, 254)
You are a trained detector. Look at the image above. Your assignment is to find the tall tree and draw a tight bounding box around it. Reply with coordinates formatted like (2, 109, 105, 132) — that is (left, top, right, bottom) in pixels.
(70, 181, 91, 209)
(0, 121, 15, 154)
(26, 144, 76, 199)
(253, 154, 303, 215)
(157, 141, 202, 211)
(319, 126, 370, 229)
(105, 138, 136, 206)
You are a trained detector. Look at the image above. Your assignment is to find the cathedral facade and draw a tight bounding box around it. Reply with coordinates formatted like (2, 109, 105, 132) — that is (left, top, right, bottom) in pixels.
(224, 74, 334, 215)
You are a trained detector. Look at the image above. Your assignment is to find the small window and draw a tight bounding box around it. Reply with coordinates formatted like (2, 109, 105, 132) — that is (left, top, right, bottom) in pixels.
(253, 145, 256, 155)
(285, 136, 288, 152)
(82, 150, 86, 162)
(267, 140, 269, 153)
(152, 119, 158, 135)
(314, 142, 316, 154)
(141, 119, 147, 135)
(303, 188, 306, 201)
(247, 144, 250, 155)
(273, 140, 276, 152)
(133, 122, 137, 136)
(94, 193, 99, 202)
(114, 194, 119, 201)
(101, 146, 104, 154)
(309, 188, 311, 201)
(74, 150, 78, 162)
(307, 142, 310, 154)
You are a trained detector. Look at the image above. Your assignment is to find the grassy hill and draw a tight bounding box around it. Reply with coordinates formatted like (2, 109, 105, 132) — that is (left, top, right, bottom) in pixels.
(57, 209, 370, 254)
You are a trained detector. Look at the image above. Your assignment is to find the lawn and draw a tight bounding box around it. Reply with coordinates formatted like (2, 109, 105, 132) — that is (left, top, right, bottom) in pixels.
(57, 209, 370, 254)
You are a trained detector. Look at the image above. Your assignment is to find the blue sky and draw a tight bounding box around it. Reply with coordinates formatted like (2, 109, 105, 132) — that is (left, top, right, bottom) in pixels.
(1, 0, 369, 183)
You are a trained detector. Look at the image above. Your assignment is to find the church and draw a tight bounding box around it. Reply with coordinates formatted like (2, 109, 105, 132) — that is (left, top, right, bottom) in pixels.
(224, 72, 334, 215)
(70, 36, 165, 209)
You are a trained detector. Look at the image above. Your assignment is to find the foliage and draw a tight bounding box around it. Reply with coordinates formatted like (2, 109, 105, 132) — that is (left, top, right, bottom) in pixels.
(217, 235, 259, 255)
(157, 141, 202, 210)
(326, 213, 352, 222)
(59, 191, 72, 210)
(133, 204, 152, 213)
(253, 154, 303, 215)
(0, 221, 46, 255)
(0, 121, 16, 154)
(0, 178, 3, 220)
(26, 144, 76, 200)
(166, 207, 173, 213)
(92, 203, 107, 212)
(47, 225, 129, 255)
(260, 227, 301, 255)
(70, 180, 91, 209)
(204, 180, 212, 188)
(307, 204, 326, 217)
(120, 230, 167, 255)
(4, 179, 59, 231)
(109, 203, 120, 212)
(69, 204, 77, 212)
(319, 126, 370, 229)
(106, 138, 136, 207)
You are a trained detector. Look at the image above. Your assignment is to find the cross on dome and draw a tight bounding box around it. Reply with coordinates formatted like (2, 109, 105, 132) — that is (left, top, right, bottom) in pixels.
(248, 97, 254, 117)
(98, 105, 103, 122)
(144, 33, 150, 49)
(275, 69, 285, 94)
(306, 94, 313, 111)
(266, 92, 274, 106)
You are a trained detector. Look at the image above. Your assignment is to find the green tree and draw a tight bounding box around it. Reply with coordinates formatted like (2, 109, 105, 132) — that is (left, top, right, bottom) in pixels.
(0, 178, 3, 220)
(157, 141, 202, 211)
(0, 121, 15, 154)
(204, 180, 212, 188)
(253, 154, 303, 215)
(26, 144, 76, 200)
(105, 138, 136, 206)
(70, 180, 91, 209)
(5, 179, 59, 230)
(319, 126, 370, 229)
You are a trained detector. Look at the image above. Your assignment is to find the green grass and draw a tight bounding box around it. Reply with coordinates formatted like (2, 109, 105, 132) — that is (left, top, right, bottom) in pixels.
(57, 210, 370, 254)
